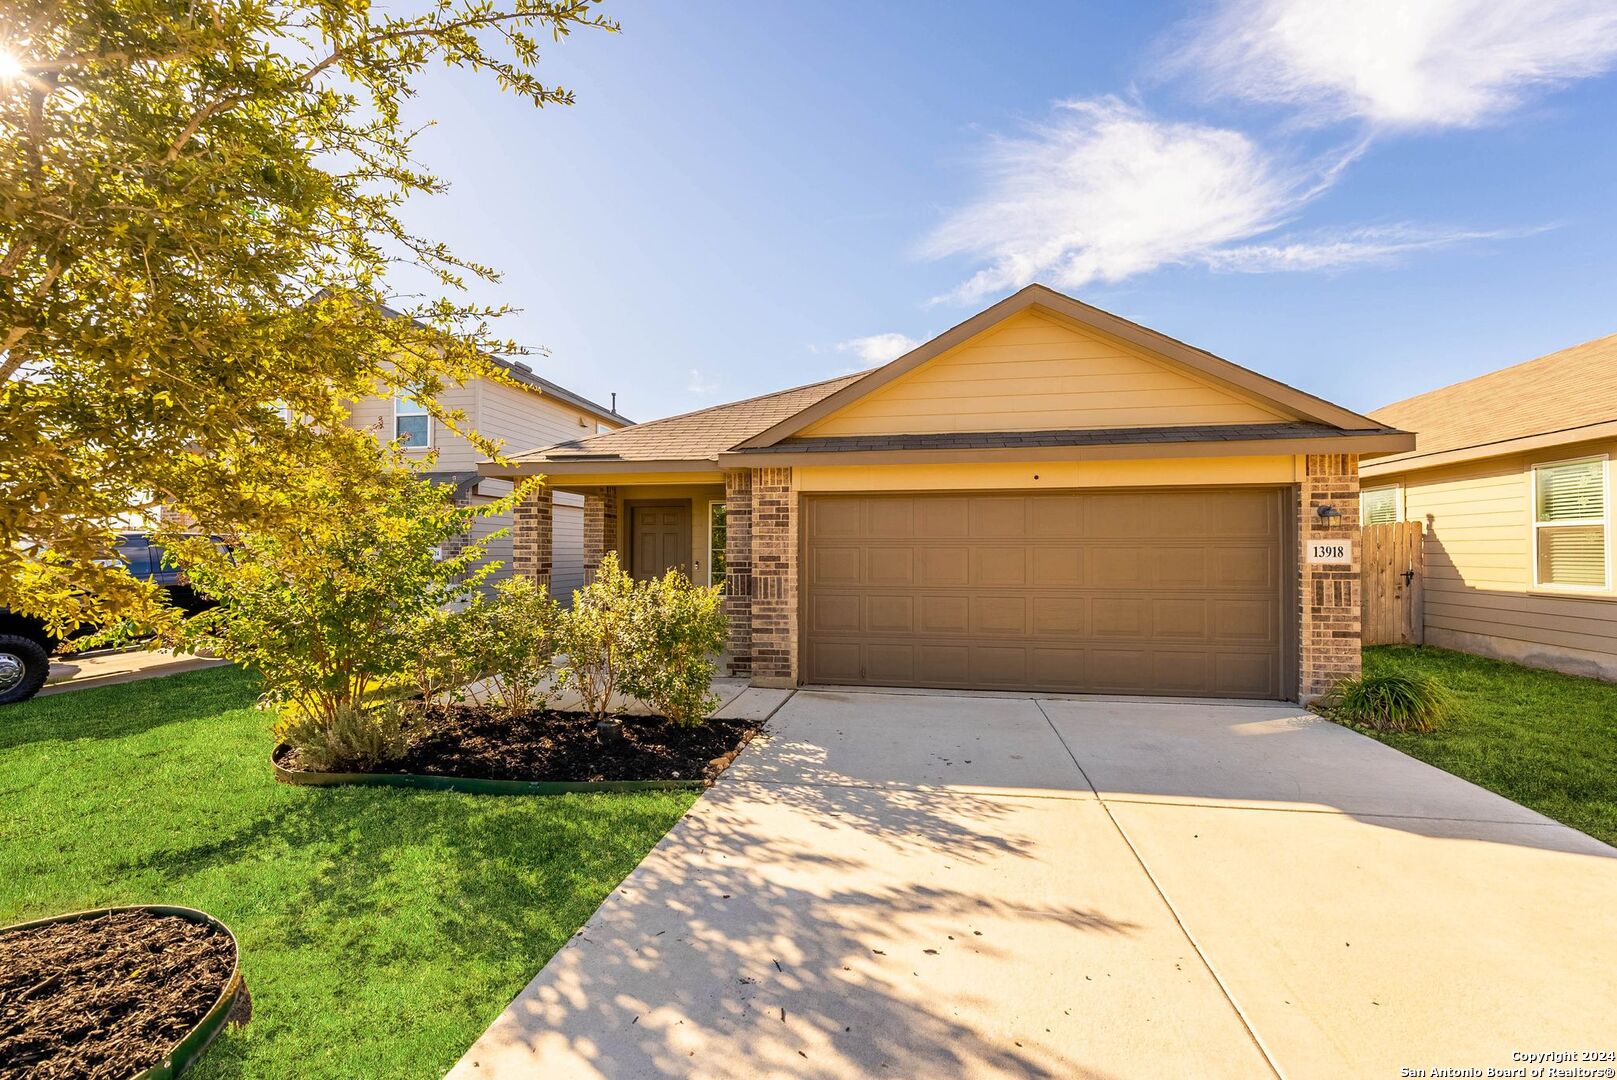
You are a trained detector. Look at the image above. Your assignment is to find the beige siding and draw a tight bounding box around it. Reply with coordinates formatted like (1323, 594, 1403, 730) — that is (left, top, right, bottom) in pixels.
(803, 310, 1291, 437)
(346, 371, 621, 587)
(1385, 436, 1617, 679)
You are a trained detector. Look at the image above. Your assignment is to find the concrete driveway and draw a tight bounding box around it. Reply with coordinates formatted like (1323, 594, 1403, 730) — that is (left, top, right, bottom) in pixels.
(450, 689, 1617, 1080)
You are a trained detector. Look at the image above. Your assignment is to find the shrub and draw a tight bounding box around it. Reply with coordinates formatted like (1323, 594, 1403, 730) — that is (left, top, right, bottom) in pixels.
(554, 553, 638, 721)
(466, 577, 561, 716)
(273, 700, 407, 772)
(1320, 672, 1452, 733)
(619, 569, 727, 726)
(167, 439, 538, 764)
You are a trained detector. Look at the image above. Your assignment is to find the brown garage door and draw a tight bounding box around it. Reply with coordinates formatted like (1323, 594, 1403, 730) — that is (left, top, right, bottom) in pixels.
(802, 489, 1292, 699)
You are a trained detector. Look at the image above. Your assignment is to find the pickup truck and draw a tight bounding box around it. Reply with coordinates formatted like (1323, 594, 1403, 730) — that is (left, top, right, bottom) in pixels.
(0, 534, 211, 705)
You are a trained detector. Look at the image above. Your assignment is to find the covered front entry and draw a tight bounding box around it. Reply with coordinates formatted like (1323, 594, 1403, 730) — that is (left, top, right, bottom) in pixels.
(802, 488, 1293, 699)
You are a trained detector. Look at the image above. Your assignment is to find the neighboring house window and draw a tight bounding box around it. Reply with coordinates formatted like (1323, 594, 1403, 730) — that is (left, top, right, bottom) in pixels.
(394, 392, 430, 448)
(597, 422, 613, 434)
(708, 501, 727, 587)
(1533, 457, 1608, 589)
(1361, 485, 1400, 525)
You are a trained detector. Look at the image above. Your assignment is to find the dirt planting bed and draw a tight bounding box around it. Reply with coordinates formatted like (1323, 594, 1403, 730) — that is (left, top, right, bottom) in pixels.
(0, 910, 237, 1079)
(276, 707, 763, 784)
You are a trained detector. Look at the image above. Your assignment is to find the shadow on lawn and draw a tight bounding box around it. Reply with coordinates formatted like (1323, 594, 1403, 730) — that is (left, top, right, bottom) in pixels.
(0, 665, 260, 752)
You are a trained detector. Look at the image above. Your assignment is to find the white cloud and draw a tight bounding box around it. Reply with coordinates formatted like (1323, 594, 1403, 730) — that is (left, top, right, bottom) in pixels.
(836, 332, 921, 365)
(921, 98, 1349, 302)
(1171, 0, 1617, 128)
(686, 368, 718, 395)
(1205, 224, 1536, 272)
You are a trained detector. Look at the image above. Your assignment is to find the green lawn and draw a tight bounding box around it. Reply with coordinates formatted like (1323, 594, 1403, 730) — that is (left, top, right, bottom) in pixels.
(0, 666, 695, 1078)
(1362, 646, 1617, 846)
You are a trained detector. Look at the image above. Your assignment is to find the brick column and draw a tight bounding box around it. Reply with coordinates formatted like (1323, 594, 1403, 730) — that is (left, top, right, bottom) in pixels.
(583, 487, 619, 583)
(511, 486, 553, 592)
(1300, 453, 1362, 701)
(723, 470, 754, 676)
(750, 466, 798, 687)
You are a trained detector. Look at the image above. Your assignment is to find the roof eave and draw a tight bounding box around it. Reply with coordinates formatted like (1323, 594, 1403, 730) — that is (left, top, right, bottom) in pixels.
(479, 457, 721, 478)
(720, 430, 1414, 468)
(1361, 419, 1617, 477)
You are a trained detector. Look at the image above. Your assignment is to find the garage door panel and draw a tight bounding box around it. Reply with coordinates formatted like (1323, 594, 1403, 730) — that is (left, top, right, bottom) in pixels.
(803, 490, 1288, 699)
(867, 547, 915, 585)
(868, 498, 915, 539)
(1032, 596, 1086, 635)
(1092, 597, 1150, 637)
(919, 547, 969, 586)
(1032, 546, 1084, 586)
(1090, 546, 1147, 588)
(1152, 651, 1212, 693)
(917, 497, 969, 537)
(973, 547, 1028, 586)
(915, 645, 970, 684)
(1029, 496, 1083, 537)
(918, 595, 970, 634)
(810, 498, 863, 538)
(971, 596, 1028, 634)
(970, 496, 1028, 537)
(1152, 598, 1209, 640)
(811, 546, 862, 586)
(1214, 598, 1276, 642)
(867, 595, 916, 634)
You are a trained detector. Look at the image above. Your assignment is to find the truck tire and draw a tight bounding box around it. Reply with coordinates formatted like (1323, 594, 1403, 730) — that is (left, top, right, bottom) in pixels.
(0, 635, 51, 705)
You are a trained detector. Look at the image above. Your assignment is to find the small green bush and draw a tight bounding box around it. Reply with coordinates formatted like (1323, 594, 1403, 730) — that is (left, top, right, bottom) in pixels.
(273, 700, 407, 771)
(554, 553, 638, 721)
(1321, 672, 1452, 733)
(619, 568, 727, 727)
(469, 577, 561, 716)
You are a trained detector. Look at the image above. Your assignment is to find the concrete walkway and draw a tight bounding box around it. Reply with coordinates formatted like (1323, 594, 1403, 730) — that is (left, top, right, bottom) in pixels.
(451, 689, 1617, 1079)
(41, 649, 229, 696)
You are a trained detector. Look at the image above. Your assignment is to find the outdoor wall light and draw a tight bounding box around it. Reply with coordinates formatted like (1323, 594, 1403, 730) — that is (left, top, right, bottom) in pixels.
(1315, 505, 1342, 525)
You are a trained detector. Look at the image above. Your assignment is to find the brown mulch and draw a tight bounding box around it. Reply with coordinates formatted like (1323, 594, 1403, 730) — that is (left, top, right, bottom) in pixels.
(0, 910, 236, 1080)
(281, 706, 764, 783)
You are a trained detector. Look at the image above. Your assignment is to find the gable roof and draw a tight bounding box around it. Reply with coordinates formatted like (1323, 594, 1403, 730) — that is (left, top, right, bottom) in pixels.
(1364, 332, 1617, 475)
(735, 284, 1383, 449)
(504, 371, 868, 466)
(486, 284, 1411, 477)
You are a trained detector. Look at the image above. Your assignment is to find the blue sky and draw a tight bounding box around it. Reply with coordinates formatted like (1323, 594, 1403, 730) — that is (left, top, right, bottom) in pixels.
(398, 1, 1617, 423)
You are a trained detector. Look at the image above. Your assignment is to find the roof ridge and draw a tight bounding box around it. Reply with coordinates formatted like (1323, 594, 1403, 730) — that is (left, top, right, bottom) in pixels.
(1374, 330, 1617, 415)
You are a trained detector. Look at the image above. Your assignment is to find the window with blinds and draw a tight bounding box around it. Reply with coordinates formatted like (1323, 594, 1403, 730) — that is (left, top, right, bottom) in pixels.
(1534, 458, 1608, 588)
(1361, 486, 1400, 525)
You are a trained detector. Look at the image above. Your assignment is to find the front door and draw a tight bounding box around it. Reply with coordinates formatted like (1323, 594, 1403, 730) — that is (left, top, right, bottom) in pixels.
(630, 503, 692, 581)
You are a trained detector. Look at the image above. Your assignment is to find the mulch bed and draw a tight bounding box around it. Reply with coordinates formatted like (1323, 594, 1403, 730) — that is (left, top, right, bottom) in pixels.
(278, 706, 764, 783)
(0, 910, 235, 1080)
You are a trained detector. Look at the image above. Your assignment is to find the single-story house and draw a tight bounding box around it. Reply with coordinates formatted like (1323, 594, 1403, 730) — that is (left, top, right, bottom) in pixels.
(348, 355, 631, 596)
(482, 285, 1413, 702)
(1362, 331, 1617, 680)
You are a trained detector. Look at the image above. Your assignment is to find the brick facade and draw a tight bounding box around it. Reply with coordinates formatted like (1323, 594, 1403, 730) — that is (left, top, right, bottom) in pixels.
(510, 486, 552, 591)
(749, 466, 798, 687)
(1299, 453, 1362, 700)
(583, 487, 619, 583)
(723, 470, 754, 676)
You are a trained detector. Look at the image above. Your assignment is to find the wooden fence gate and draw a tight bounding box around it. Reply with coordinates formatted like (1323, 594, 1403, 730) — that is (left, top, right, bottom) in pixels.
(1361, 521, 1425, 645)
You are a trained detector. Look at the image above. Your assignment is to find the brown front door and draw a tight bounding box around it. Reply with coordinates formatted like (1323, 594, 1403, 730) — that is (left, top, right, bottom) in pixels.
(802, 489, 1291, 700)
(629, 503, 692, 581)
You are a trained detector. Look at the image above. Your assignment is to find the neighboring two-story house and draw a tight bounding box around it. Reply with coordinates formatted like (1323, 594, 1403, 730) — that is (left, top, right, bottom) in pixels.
(347, 357, 631, 599)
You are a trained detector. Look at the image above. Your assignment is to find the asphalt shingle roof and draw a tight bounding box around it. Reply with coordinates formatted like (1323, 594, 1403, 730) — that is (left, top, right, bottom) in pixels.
(510, 371, 870, 462)
(1371, 332, 1617, 465)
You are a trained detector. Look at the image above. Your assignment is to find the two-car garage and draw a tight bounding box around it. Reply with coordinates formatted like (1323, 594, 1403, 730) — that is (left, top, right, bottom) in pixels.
(802, 488, 1294, 699)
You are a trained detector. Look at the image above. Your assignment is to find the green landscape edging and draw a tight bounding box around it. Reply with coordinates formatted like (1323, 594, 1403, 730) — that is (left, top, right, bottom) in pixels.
(3, 904, 244, 1080)
(271, 747, 708, 795)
